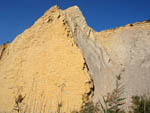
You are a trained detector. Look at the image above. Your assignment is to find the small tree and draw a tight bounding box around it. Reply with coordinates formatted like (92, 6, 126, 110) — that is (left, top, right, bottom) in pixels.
(99, 75, 126, 113)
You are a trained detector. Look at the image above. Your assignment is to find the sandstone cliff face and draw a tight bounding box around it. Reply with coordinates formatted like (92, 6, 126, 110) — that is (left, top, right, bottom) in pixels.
(0, 6, 93, 113)
(0, 5, 150, 113)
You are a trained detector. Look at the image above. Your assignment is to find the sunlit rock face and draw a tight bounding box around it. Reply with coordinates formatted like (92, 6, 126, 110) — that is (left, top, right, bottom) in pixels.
(93, 23, 150, 102)
(65, 5, 150, 106)
(0, 6, 93, 113)
(0, 5, 150, 113)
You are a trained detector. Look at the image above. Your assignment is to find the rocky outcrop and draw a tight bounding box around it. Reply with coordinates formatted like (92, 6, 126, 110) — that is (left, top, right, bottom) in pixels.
(0, 5, 150, 112)
(0, 6, 93, 113)
(65, 6, 150, 106)
(93, 22, 150, 106)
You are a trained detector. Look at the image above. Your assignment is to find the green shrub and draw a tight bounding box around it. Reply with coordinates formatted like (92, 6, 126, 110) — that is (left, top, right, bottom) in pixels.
(130, 95, 150, 113)
(72, 75, 150, 113)
(80, 102, 97, 113)
(77, 75, 126, 113)
(98, 75, 126, 113)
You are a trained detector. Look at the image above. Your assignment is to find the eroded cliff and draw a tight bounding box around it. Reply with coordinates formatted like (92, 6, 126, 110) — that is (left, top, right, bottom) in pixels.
(0, 6, 93, 113)
(0, 5, 150, 113)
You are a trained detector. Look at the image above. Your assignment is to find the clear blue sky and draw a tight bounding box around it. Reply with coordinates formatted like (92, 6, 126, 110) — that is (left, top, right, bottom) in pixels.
(0, 0, 150, 45)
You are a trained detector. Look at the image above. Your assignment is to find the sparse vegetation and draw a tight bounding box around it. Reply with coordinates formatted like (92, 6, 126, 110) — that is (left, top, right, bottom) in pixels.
(73, 75, 125, 113)
(75, 75, 150, 113)
(145, 19, 150, 23)
(14, 94, 25, 113)
(79, 101, 99, 113)
(129, 95, 150, 113)
(129, 24, 134, 27)
(12, 76, 150, 113)
(98, 75, 125, 113)
(57, 101, 63, 113)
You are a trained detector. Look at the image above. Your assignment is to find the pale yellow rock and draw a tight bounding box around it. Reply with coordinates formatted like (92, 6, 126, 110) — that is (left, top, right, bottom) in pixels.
(1, 5, 150, 113)
(0, 6, 93, 113)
